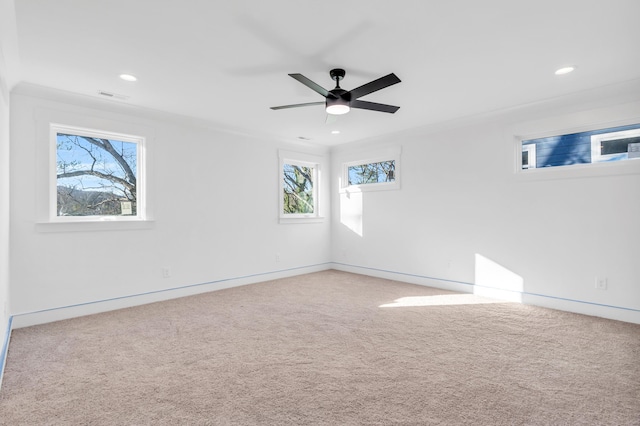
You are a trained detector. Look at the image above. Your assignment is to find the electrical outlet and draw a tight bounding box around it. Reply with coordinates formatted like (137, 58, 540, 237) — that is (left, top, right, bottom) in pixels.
(276, 253, 281, 262)
(162, 267, 171, 278)
(595, 277, 608, 290)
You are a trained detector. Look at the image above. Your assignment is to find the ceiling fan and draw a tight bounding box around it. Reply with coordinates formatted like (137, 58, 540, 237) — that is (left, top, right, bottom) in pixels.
(271, 68, 401, 116)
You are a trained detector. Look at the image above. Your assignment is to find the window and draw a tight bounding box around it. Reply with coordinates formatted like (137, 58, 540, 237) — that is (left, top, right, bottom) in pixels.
(51, 124, 145, 221)
(279, 150, 321, 222)
(520, 123, 640, 170)
(348, 160, 396, 185)
(340, 146, 401, 192)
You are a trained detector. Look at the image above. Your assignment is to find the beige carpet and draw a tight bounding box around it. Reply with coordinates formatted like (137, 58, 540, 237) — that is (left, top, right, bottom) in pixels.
(1, 270, 639, 425)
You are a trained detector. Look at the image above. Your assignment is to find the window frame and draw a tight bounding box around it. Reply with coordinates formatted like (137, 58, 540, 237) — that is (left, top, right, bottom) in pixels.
(340, 146, 401, 193)
(521, 143, 537, 170)
(278, 150, 323, 223)
(49, 123, 147, 223)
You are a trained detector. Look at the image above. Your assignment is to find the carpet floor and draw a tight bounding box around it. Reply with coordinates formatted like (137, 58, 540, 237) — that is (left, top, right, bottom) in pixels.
(1, 270, 639, 425)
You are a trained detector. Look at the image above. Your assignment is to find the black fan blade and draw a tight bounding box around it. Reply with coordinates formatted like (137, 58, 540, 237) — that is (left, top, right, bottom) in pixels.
(350, 100, 400, 114)
(289, 74, 337, 98)
(270, 101, 325, 110)
(348, 73, 401, 100)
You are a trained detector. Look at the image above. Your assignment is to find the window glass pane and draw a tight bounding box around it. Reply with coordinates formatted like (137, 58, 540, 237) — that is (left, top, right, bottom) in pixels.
(601, 136, 640, 155)
(283, 163, 314, 214)
(56, 132, 138, 217)
(348, 160, 395, 185)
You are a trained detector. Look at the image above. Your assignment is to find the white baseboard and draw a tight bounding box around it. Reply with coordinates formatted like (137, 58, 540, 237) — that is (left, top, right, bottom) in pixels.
(8, 261, 640, 331)
(331, 262, 640, 325)
(1, 316, 12, 392)
(521, 292, 640, 325)
(11, 263, 331, 329)
(332, 262, 474, 293)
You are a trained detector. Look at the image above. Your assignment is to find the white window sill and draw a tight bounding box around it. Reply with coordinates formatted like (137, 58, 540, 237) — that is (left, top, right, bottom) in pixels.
(279, 216, 325, 224)
(515, 158, 640, 181)
(36, 219, 155, 233)
(339, 181, 400, 193)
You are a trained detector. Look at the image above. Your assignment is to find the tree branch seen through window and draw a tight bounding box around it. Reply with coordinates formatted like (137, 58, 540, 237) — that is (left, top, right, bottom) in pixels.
(283, 163, 315, 214)
(348, 160, 395, 185)
(56, 132, 138, 217)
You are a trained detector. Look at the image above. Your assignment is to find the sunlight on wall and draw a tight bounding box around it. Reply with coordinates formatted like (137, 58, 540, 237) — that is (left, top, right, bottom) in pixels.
(379, 294, 507, 308)
(474, 254, 523, 303)
(339, 189, 363, 237)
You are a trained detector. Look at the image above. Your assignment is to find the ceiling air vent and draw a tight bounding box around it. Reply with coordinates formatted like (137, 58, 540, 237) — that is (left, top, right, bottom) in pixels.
(97, 90, 129, 100)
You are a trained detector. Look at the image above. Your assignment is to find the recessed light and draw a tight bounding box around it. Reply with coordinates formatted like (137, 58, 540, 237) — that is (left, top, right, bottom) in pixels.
(555, 66, 575, 75)
(119, 74, 137, 82)
(331, 130, 340, 134)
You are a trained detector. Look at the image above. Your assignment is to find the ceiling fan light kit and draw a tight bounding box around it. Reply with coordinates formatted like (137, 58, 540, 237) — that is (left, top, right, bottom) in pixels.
(271, 68, 401, 116)
(326, 99, 350, 115)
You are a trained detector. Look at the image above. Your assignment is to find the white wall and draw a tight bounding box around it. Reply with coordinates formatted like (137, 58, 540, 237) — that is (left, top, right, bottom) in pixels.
(331, 81, 640, 324)
(9, 85, 331, 327)
(0, 68, 9, 336)
(0, 0, 20, 380)
(0, 72, 9, 338)
(0, 66, 10, 390)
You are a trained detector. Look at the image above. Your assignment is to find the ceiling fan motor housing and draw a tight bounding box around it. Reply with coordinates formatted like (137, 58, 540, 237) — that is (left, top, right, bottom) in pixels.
(327, 70, 350, 114)
(330, 68, 346, 82)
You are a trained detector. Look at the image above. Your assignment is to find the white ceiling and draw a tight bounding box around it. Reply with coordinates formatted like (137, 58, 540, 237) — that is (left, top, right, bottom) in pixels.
(12, 0, 640, 146)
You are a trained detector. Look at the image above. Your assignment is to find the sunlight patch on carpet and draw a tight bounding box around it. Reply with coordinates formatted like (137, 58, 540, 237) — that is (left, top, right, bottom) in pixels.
(379, 294, 508, 308)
